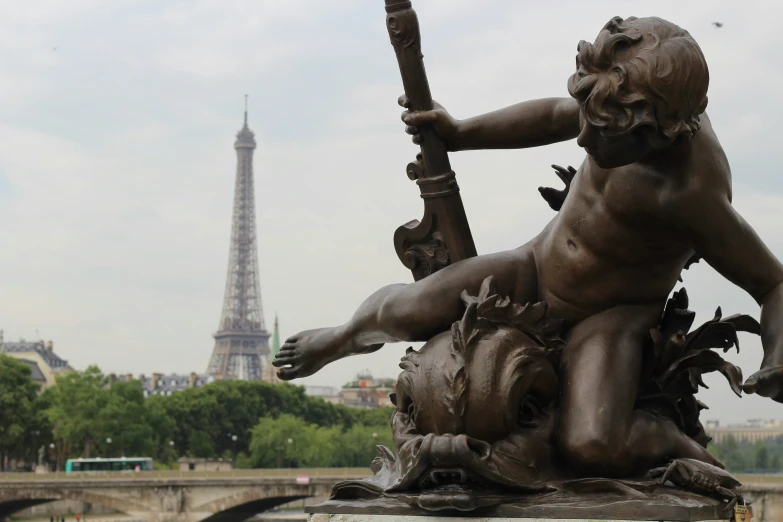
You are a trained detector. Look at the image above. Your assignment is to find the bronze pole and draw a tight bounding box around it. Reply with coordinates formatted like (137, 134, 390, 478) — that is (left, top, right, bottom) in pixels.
(384, 0, 477, 281)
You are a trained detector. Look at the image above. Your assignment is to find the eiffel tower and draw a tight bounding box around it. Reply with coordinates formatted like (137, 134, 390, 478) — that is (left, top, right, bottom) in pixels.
(207, 97, 272, 381)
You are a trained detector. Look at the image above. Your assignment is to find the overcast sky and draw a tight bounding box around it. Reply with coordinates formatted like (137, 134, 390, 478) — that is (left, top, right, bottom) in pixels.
(1, 0, 782, 424)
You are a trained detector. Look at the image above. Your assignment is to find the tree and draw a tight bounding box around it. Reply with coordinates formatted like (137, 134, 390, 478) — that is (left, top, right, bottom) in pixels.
(45, 366, 111, 458)
(101, 379, 159, 458)
(352, 407, 394, 428)
(234, 451, 253, 469)
(755, 441, 769, 470)
(248, 414, 394, 468)
(708, 435, 758, 472)
(188, 431, 215, 458)
(30, 387, 54, 465)
(143, 395, 176, 463)
(31, 372, 394, 468)
(0, 355, 39, 469)
(333, 424, 394, 467)
(155, 380, 390, 463)
(770, 451, 781, 470)
(249, 414, 314, 468)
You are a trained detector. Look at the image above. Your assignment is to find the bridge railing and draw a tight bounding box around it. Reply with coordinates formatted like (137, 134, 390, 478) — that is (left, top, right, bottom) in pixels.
(0, 467, 372, 481)
(736, 474, 783, 488)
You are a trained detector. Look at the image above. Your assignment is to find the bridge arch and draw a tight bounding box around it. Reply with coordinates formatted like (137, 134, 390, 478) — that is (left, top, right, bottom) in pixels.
(192, 482, 323, 520)
(0, 488, 144, 519)
(199, 495, 306, 522)
(0, 473, 352, 522)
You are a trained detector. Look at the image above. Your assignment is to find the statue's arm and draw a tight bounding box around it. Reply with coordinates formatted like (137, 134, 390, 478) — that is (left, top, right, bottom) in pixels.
(452, 97, 580, 151)
(668, 187, 783, 400)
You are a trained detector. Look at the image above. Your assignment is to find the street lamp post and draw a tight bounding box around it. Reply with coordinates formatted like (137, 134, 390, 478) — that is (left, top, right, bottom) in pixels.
(31, 430, 40, 471)
(48, 443, 56, 472)
(231, 435, 237, 467)
(106, 438, 112, 459)
(287, 438, 293, 469)
(371, 432, 379, 466)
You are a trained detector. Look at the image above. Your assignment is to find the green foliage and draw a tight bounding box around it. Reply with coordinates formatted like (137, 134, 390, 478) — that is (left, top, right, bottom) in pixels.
(0, 355, 40, 465)
(755, 441, 769, 470)
(332, 423, 394, 467)
(708, 435, 783, 472)
(771, 451, 780, 470)
(234, 451, 253, 469)
(159, 380, 392, 461)
(152, 460, 178, 470)
(188, 431, 215, 458)
(352, 407, 395, 428)
(44, 369, 175, 462)
(247, 414, 392, 468)
(249, 414, 314, 468)
(5, 365, 395, 468)
(46, 366, 110, 458)
(142, 395, 176, 461)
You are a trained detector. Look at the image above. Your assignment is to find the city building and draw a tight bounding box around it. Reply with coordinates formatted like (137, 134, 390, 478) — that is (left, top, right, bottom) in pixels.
(704, 419, 783, 443)
(339, 373, 395, 408)
(305, 385, 343, 405)
(206, 99, 275, 382)
(304, 374, 396, 408)
(0, 331, 73, 389)
(112, 372, 216, 397)
(18, 359, 47, 387)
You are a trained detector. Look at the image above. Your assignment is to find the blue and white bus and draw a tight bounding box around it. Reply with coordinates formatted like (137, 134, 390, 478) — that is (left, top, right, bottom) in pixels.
(65, 457, 153, 472)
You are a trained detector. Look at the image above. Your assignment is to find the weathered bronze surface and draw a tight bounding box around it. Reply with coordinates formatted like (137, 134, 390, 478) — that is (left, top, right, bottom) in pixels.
(311, 482, 729, 520)
(276, 2, 783, 518)
(386, 0, 477, 280)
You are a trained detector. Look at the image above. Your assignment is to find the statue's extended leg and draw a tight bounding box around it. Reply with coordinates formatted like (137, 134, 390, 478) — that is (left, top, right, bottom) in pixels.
(273, 243, 539, 380)
(558, 303, 722, 477)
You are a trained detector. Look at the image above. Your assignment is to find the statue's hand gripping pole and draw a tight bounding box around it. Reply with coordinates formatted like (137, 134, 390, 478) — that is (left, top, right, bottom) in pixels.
(384, 0, 477, 281)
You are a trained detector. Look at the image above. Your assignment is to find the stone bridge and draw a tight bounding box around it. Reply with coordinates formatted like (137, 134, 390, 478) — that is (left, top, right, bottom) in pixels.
(0, 469, 369, 522)
(3, 470, 783, 522)
(737, 474, 783, 521)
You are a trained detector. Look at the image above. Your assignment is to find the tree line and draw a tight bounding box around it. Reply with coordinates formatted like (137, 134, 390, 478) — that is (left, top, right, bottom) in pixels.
(709, 435, 783, 473)
(0, 355, 393, 471)
(10, 353, 781, 473)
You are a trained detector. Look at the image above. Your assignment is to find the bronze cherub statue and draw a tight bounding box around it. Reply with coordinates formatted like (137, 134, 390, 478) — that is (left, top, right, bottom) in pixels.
(277, 2, 779, 519)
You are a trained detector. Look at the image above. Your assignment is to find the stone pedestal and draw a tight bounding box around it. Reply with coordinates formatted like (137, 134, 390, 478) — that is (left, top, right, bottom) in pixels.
(307, 488, 734, 521)
(309, 516, 726, 522)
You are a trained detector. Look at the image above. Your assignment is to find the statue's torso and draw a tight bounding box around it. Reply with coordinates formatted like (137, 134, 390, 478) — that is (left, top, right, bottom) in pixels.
(534, 120, 728, 322)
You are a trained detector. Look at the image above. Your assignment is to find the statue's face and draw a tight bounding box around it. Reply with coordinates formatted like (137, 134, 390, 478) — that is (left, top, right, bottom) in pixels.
(577, 111, 652, 169)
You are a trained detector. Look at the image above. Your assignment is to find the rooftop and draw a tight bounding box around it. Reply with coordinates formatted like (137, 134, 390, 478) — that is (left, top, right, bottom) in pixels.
(0, 339, 70, 370)
(305, 385, 341, 397)
(127, 372, 216, 396)
(18, 359, 46, 383)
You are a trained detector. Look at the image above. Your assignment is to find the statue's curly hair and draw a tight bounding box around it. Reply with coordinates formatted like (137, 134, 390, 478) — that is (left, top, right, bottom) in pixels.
(567, 16, 709, 146)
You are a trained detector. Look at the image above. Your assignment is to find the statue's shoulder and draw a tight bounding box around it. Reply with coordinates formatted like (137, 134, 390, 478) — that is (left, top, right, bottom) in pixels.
(685, 115, 732, 196)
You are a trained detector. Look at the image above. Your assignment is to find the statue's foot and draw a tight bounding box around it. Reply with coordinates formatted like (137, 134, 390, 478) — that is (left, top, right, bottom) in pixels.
(272, 327, 355, 380)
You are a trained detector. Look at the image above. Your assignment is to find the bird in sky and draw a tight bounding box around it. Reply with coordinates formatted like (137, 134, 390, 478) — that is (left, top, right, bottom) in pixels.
(712, 22, 723, 28)
(52, 47, 58, 51)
